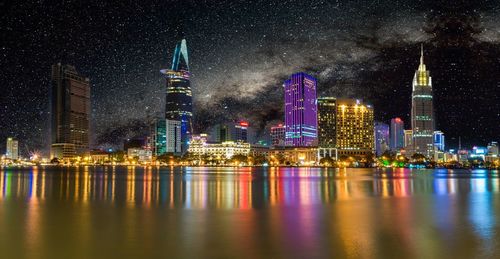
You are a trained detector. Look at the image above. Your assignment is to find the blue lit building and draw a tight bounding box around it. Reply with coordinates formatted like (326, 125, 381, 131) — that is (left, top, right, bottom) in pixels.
(375, 122, 390, 157)
(433, 130, 445, 151)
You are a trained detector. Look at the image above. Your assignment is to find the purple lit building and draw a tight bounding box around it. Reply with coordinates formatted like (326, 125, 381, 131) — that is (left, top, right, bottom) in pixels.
(284, 72, 318, 147)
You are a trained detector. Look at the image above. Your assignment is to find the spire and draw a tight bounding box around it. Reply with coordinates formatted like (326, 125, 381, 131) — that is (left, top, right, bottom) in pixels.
(420, 43, 424, 66)
(171, 39, 189, 71)
(418, 43, 426, 71)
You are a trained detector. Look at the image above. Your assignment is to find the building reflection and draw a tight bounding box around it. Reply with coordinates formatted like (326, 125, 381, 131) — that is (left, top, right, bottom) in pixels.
(0, 167, 499, 210)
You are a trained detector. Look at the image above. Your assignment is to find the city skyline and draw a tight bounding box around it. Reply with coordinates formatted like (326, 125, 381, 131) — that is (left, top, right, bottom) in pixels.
(1, 0, 499, 156)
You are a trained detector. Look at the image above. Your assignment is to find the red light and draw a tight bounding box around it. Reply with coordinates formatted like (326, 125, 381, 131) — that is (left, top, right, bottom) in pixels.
(395, 117, 401, 122)
(240, 121, 249, 127)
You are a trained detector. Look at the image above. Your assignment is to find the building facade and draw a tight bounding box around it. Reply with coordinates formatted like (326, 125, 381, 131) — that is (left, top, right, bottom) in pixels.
(188, 134, 250, 160)
(390, 117, 405, 151)
(270, 124, 286, 146)
(335, 99, 374, 157)
(209, 121, 249, 143)
(152, 118, 181, 156)
(411, 45, 435, 157)
(161, 39, 192, 154)
(374, 122, 390, 157)
(50, 64, 90, 158)
(5, 137, 19, 160)
(284, 72, 318, 147)
(317, 97, 336, 148)
(433, 130, 445, 151)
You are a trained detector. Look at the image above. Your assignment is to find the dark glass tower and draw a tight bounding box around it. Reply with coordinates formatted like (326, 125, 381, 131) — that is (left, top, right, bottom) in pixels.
(51, 64, 90, 157)
(161, 39, 192, 153)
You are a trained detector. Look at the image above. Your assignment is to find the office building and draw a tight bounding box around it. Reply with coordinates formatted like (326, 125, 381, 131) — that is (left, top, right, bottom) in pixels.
(390, 117, 404, 150)
(487, 141, 498, 156)
(5, 137, 19, 160)
(152, 118, 181, 156)
(209, 121, 249, 143)
(50, 64, 90, 158)
(317, 97, 336, 148)
(161, 39, 192, 153)
(336, 99, 374, 157)
(411, 45, 435, 157)
(374, 122, 390, 157)
(270, 124, 286, 146)
(284, 72, 318, 147)
(433, 130, 445, 151)
(404, 130, 413, 150)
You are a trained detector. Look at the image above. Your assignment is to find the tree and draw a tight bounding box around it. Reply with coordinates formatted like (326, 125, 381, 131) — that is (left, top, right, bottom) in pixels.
(50, 157, 60, 164)
(411, 153, 427, 163)
(319, 156, 335, 166)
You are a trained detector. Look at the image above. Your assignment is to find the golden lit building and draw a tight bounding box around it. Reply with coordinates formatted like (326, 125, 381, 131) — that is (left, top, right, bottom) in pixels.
(336, 99, 374, 157)
(188, 134, 250, 160)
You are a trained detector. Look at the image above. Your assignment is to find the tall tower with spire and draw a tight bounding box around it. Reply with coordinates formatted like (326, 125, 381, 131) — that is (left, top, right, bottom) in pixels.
(411, 44, 435, 158)
(161, 39, 192, 154)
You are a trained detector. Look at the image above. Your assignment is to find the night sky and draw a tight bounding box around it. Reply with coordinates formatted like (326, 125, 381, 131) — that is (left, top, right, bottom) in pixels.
(1, 0, 499, 156)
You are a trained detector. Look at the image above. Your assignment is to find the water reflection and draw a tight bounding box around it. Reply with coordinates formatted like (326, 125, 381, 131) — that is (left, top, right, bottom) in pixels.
(1, 166, 500, 258)
(1, 167, 500, 208)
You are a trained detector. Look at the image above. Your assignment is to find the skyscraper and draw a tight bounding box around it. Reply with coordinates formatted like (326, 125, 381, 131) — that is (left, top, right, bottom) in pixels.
(284, 72, 318, 147)
(411, 45, 435, 157)
(374, 122, 390, 157)
(404, 130, 413, 150)
(5, 137, 18, 160)
(336, 99, 374, 157)
(50, 64, 90, 159)
(390, 117, 405, 151)
(161, 39, 192, 154)
(317, 97, 336, 148)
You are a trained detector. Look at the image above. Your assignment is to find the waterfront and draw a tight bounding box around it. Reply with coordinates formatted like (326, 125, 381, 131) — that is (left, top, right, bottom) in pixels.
(1, 166, 500, 258)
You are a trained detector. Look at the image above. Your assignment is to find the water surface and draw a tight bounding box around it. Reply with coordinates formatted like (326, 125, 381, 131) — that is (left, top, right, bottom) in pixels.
(0, 166, 499, 258)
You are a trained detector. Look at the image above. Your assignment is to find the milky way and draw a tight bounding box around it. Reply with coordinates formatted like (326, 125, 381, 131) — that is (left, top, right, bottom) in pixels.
(0, 0, 499, 155)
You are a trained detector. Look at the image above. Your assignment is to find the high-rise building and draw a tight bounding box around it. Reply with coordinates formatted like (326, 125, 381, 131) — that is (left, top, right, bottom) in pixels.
(152, 118, 166, 156)
(50, 64, 90, 159)
(152, 118, 181, 156)
(411, 45, 435, 157)
(390, 117, 405, 151)
(5, 137, 19, 160)
(374, 122, 390, 157)
(404, 130, 413, 150)
(336, 99, 374, 157)
(317, 97, 336, 148)
(284, 72, 318, 147)
(270, 124, 286, 146)
(433, 130, 445, 151)
(166, 119, 182, 154)
(488, 141, 499, 156)
(209, 121, 249, 143)
(161, 39, 192, 154)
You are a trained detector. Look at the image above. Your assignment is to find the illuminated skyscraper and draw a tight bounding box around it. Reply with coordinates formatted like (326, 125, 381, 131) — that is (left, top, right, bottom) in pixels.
(390, 117, 405, 151)
(374, 122, 390, 157)
(5, 137, 18, 160)
(317, 97, 336, 148)
(284, 72, 318, 147)
(336, 99, 374, 157)
(50, 64, 90, 158)
(161, 39, 192, 153)
(404, 130, 413, 150)
(411, 45, 434, 157)
(209, 121, 249, 143)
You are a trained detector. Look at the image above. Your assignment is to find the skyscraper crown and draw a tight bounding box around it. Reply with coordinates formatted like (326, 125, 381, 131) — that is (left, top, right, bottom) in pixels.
(171, 39, 189, 71)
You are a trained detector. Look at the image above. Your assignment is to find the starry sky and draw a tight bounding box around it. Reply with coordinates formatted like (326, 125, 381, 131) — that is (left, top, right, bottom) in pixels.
(1, 0, 499, 156)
